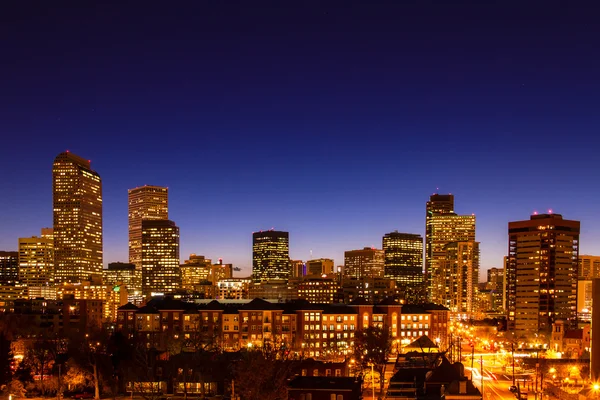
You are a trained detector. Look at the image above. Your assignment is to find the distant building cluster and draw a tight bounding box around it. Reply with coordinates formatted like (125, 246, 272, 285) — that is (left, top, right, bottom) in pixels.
(0, 150, 592, 345)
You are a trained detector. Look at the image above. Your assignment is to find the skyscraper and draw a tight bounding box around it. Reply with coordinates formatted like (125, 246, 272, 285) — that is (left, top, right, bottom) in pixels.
(18, 228, 54, 289)
(252, 230, 290, 282)
(382, 231, 423, 298)
(53, 152, 102, 283)
(425, 194, 475, 303)
(141, 220, 180, 297)
(0, 252, 19, 285)
(128, 185, 168, 266)
(306, 258, 335, 275)
(507, 213, 579, 333)
(440, 241, 479, 314)
(578, 255, 600, 280)
(344, 247, 385, 279)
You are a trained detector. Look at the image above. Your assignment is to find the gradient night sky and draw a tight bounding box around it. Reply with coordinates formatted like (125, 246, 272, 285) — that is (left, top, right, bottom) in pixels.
(1, 2, 599, 280)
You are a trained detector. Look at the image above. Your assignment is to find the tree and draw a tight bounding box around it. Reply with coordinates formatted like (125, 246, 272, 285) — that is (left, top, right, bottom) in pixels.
(0, 333, 13, 386)
(122, 344, 164, 400)
(233, 342, 300, 400)
(62, 328, 117, 400)
(23, 338, 58, 396)
(63, 359, 94, 392)
(353, 326, 392, 395)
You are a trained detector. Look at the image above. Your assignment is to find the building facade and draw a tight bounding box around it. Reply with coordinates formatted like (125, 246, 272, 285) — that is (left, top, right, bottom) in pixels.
(18, 228, 54, 291)
(382, 231, 423, 300)
(578, 255, 600, 280)
(343, 248, 385, 279)
(53, 152, 102, 283)
(439, 241, 479, 315)
(507, 213, 579, 333)
(306, 258, 335, 276)
(116, 297, 450, 358)
(141, 220, 181, 297)
(0, 252, 19, 285)
(252, 230, 290, 282)
(128, 185, 168, 293)
(425, 194, 475, 304)
(103, 262, 139, 303)
(297, 277, 341, 304)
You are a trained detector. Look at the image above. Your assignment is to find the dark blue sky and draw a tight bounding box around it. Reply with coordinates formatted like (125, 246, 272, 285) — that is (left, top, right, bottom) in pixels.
(1, 2, 599, 279)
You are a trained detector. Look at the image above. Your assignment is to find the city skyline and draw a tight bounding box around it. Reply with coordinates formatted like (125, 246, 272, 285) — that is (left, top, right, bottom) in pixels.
(1, 150, 599, 281)
(2, 2, 600, 280)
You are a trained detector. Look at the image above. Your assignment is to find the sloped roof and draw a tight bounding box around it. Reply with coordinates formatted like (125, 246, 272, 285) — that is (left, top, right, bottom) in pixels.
(405, 335, 439, 350)
(239, 298, 284, 311)
(137, 305, 159, 314)
(426, 356, 461, 383)
(401, 304, 427, 314)
(118, 302, 138, 311)
(204, 300, 225, 311)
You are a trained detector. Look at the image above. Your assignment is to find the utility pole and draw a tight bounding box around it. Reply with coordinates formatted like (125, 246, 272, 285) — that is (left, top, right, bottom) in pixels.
(512, 342, 516, 386)
(57, 364, 61, 400)
(371, 363, 375, 400)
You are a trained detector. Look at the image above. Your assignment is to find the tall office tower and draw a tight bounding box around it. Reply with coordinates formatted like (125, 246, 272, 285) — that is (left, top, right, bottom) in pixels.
(291, 260, 306, 278)
(18, 228, 54, 289)
(53, 152, 102, 283)
(507, 213, 579, 333)
(579, 255, 600, 280)
(180, 254, 212, 289)
(344, 247, 385, 279)
(439, 241, 479, 314)
(252, 230, 290, 282)
(0, 252, 19, 285)
(382, 231, 423, 296)
(103, 262, 140, 303)
(486, 266, 505, 312)
(141, 220, 180, 297)
(306, 258, 334, 275)
(128, 185, 168, 275)
(486, 267, 504, 290)
(103, 262, 136, 287)
(425, 194, 475, 303)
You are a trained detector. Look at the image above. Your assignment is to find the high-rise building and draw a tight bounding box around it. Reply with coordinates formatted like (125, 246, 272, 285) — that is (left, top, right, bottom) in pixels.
(180, 254, 213, 290)
(439, 241, 479, 314)
(425, 194, 475, 303)
(486, 266, 505, 312)
(128, 185, 168, 293)
(18, 228, 54, 289)
(579, 255, 600, 280)
(103, 262, 136, 285)
(344, 247, 385, 279)
(0, 252, 19, 285)
(486, 267, 504, 291)
(252, 230, 290, 282)
(291, 260, 305, 278)
(306, 258, 334, 276)
(53, 152, 102, 283)
(507, 213, 579, 333)
(141, 220, 180, 297)
(382, 232, 423, 297)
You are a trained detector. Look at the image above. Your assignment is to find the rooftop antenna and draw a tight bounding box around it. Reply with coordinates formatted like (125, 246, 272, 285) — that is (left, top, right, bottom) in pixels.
(310, 249, 313, 260)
